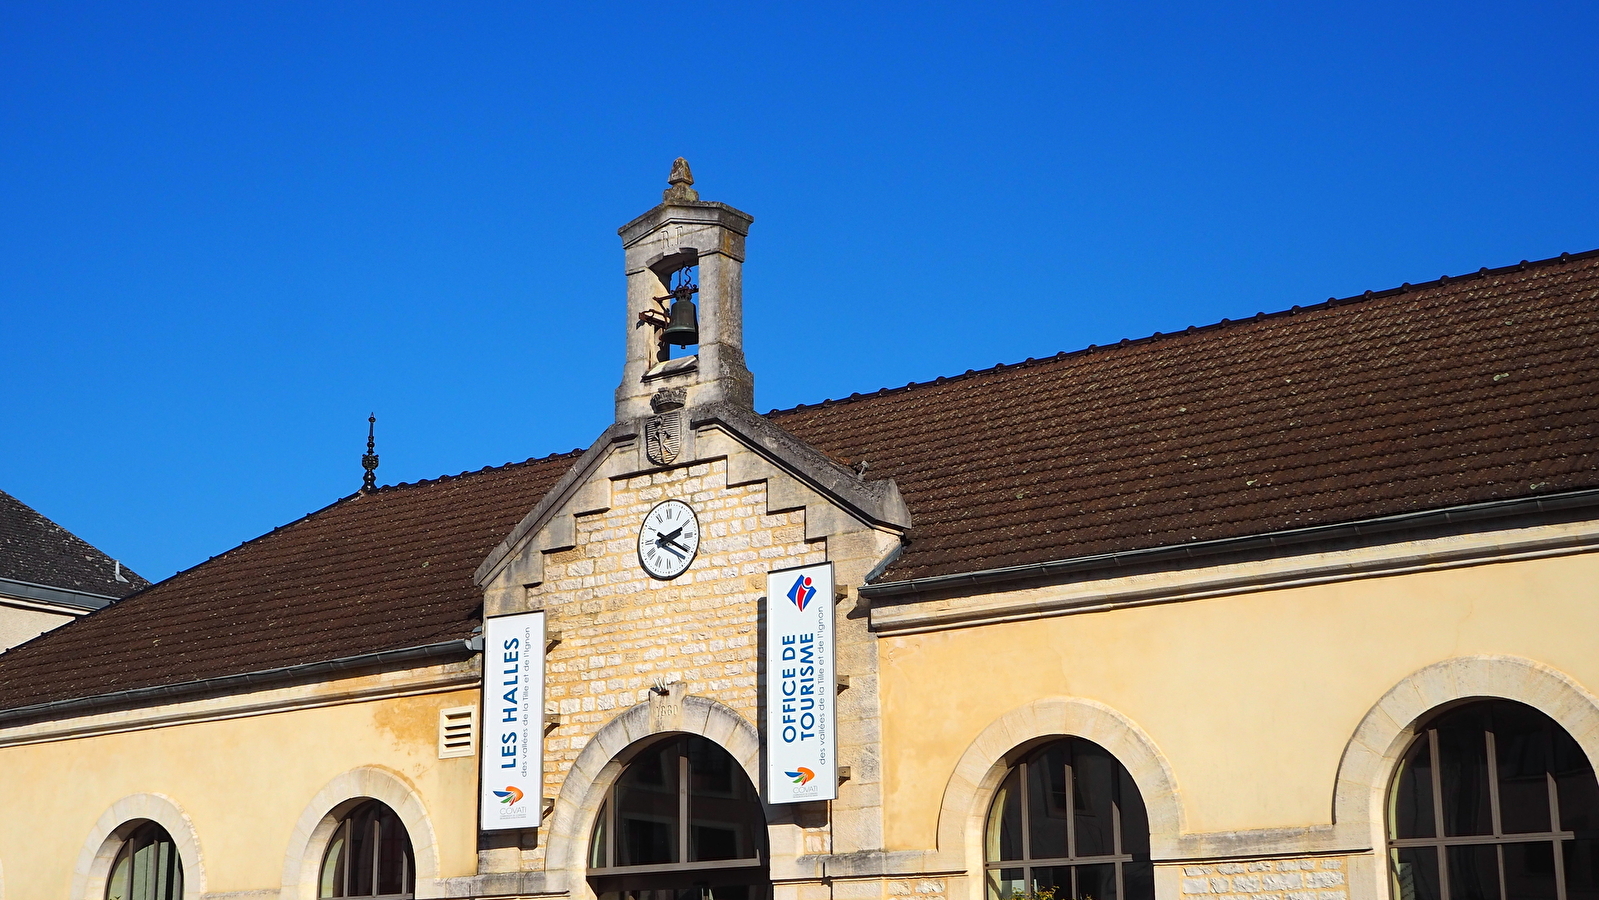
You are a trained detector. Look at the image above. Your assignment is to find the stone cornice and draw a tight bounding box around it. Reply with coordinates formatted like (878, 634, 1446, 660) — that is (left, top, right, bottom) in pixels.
(870, 517, 1599, 636)
(0, 655, 478, 748)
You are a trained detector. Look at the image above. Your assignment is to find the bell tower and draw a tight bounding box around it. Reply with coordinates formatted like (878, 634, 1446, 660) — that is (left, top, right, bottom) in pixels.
(615, 159, 755, 424)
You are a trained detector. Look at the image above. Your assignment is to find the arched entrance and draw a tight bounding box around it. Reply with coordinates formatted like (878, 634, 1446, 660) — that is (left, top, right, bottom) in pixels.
(587, 735, 768, 900)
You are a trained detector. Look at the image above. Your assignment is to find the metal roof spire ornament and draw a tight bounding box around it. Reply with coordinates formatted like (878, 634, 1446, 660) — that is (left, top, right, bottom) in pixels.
(361, 414, 379, 493)
(663, 157, 699, 203)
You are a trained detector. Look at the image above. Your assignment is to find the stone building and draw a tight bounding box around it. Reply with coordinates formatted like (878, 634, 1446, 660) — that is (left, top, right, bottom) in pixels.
(0, 488, 147, 652)
(1, 162, 1597, 900)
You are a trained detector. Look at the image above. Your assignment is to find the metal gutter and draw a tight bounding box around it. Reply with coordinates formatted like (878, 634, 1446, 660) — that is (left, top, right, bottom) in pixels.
(0, 576, 121, 611)
(861, 487, 1599, 601)
(0, 638, 480, 726)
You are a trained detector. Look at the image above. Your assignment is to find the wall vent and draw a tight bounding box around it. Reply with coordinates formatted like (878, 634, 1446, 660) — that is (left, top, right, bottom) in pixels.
(438, 705, 476, 759)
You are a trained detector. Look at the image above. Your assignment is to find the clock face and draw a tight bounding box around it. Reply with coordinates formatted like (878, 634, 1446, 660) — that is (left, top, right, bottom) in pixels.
(637, 499, 700, 580)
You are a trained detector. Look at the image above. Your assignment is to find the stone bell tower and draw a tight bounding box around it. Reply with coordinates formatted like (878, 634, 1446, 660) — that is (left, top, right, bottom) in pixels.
(615, 159, 755, 425)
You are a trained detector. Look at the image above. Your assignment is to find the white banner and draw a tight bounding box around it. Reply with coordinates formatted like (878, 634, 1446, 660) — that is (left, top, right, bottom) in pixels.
(765, 562, 837, 803)
(480, 610, 544, 831)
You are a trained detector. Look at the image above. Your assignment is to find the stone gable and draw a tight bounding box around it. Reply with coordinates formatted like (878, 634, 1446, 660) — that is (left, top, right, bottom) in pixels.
(536, 458, 824, 798)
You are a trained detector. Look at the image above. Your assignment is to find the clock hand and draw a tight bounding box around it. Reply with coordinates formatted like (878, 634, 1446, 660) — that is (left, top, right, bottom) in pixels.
(658, 525, 685, 542)
(660, 536, 690, 553)
(658, 542, 685, 560)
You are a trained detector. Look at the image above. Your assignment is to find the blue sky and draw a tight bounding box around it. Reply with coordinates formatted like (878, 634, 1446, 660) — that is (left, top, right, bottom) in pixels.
(3, 1, 1596, 582)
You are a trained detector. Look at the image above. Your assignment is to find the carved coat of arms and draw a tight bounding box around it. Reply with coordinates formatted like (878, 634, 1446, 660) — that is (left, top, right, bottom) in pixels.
(646, 412, 681, 466)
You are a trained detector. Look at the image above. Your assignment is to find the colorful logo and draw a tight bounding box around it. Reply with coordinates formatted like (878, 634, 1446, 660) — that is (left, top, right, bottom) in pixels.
(786, 767, 816, 785)
(787, 574, 816, 612)
(493, 786, 525, 805)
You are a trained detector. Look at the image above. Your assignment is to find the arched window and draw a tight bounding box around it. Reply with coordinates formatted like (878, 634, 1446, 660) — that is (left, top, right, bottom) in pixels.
(318, 800, 415, 899)
(985, 737, 1153, 900)
(1388, 699, 1599, 900)
(106, 821, 183, 900)
(588, 735, 768, 900)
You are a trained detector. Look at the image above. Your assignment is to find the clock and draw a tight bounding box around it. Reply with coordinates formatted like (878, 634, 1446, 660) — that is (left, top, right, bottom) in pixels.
(637, 499, 700, 580)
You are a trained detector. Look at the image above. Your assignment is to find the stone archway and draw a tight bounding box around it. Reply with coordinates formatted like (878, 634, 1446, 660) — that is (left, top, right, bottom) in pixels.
(934, 697, 1184, 900)
(280, 765, 442, 899)
(72, 793, 206, 900)
(541, 686, 768, 898)
(1332, 655, 1599, 882)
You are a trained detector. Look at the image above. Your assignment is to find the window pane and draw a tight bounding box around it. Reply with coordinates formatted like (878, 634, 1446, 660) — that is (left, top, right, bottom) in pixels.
(107, 852, 132, 900)
(347, 808, 374, 896)
(1393, 733, 1438, 839)
(1028, 746, 1070, 860)
(989, 767, 1024, 862)
(589, 803, 608, 869)
(688, 736, 759, 862)
(1121, 859, 1154, 900)
(1500, 841, 1557, 900)
(1393, 847, 1442, 900)
(1072, 863, 1119, 900)
(1028, 865, 1070, 895)
(1564, 839, 1599, 900)
(1116, 767, 1150, 857)
(375, 808, 412, 895)
(1071, 743, 1118, 859)
(1438, 713, 1494, 836)
(1495, 704, 1554, 834)
(132, 838, 154, 900)
(616, 742, 680, 866)
(319, 828, 346, 898)
(1555, 727, 1599, 837)
(1445, 843, 1500, 900)
(987, 868, 1026, 900)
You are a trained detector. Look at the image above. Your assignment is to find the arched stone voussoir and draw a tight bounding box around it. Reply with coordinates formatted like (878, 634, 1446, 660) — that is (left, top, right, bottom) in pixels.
(543, 690, 764, 893)
(281, 765, 442, 900)
(1333, 655, 1599, 852)
(933, 696, 1183, 885)
(72, 793, 207, 900)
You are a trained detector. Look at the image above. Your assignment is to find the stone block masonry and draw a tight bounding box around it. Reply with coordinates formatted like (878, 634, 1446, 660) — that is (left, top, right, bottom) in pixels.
(1179, 857, 1350, 900)
(532, 459, 824, 845)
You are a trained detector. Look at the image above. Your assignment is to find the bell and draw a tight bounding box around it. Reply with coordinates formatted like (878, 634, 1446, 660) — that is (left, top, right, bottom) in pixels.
(662, 297, 699, 346)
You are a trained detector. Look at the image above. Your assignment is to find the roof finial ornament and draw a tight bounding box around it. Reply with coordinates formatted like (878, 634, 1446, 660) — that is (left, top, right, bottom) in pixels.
(663, 157, 699, 203)
(361, 414, 379, 493)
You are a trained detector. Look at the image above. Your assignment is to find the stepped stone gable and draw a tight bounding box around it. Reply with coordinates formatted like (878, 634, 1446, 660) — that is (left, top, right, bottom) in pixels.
(476, 408, 908, 869)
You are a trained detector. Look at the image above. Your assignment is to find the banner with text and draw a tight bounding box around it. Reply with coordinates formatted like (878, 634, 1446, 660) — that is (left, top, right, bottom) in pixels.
(764, 562, 837, 803)
(480, 610, 544, 831)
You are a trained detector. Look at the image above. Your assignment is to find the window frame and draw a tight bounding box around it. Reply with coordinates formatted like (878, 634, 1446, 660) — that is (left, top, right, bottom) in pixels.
(586, 735, 767, 886)
(1386, 699, 1597, 900)
(105, 820, 184, 900)
(983, 737, 1151, 900)
(317, 799, 415, 900)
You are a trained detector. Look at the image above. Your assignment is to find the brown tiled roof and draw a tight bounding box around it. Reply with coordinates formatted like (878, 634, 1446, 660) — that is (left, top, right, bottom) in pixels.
(0, 489, 148, 598)
(0, 453, 577, 711)
(772, 250, 1599, 583)
(1, 249, 1596, 713)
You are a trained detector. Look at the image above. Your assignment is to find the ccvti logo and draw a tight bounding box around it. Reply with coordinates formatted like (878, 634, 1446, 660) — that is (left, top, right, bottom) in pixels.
(787, 574, 816, 612)
(493, 785, 525, 805)
(785, 767, 815, 785)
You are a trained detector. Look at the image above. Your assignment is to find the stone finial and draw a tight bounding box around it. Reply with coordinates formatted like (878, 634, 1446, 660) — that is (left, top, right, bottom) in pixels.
(663, 157, 700, 203)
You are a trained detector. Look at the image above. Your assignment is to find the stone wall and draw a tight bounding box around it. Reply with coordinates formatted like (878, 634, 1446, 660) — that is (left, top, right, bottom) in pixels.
(480, 422, 906, 886)
(535, 458, 824, 809)
(1179, 857, 1351, 900)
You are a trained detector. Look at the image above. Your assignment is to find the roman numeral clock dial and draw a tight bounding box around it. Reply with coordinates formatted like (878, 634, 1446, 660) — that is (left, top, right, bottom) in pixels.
(637, 499, 700, 580)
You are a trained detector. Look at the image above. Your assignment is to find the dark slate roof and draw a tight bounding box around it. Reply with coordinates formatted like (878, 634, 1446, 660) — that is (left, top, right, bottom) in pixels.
(0, 489, 148, 598)
(1, 248, 1597, 713)
(0, 453, 577, 711)
(773, 250, 1599, 582)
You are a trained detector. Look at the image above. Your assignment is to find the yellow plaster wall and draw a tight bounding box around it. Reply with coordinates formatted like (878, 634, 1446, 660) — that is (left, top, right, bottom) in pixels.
(0, 687, 479, 897)
(878, 550, 1599, 850)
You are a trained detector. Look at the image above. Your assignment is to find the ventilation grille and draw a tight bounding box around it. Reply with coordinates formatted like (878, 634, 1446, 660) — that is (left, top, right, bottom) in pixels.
(438, 705, 476, 759)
